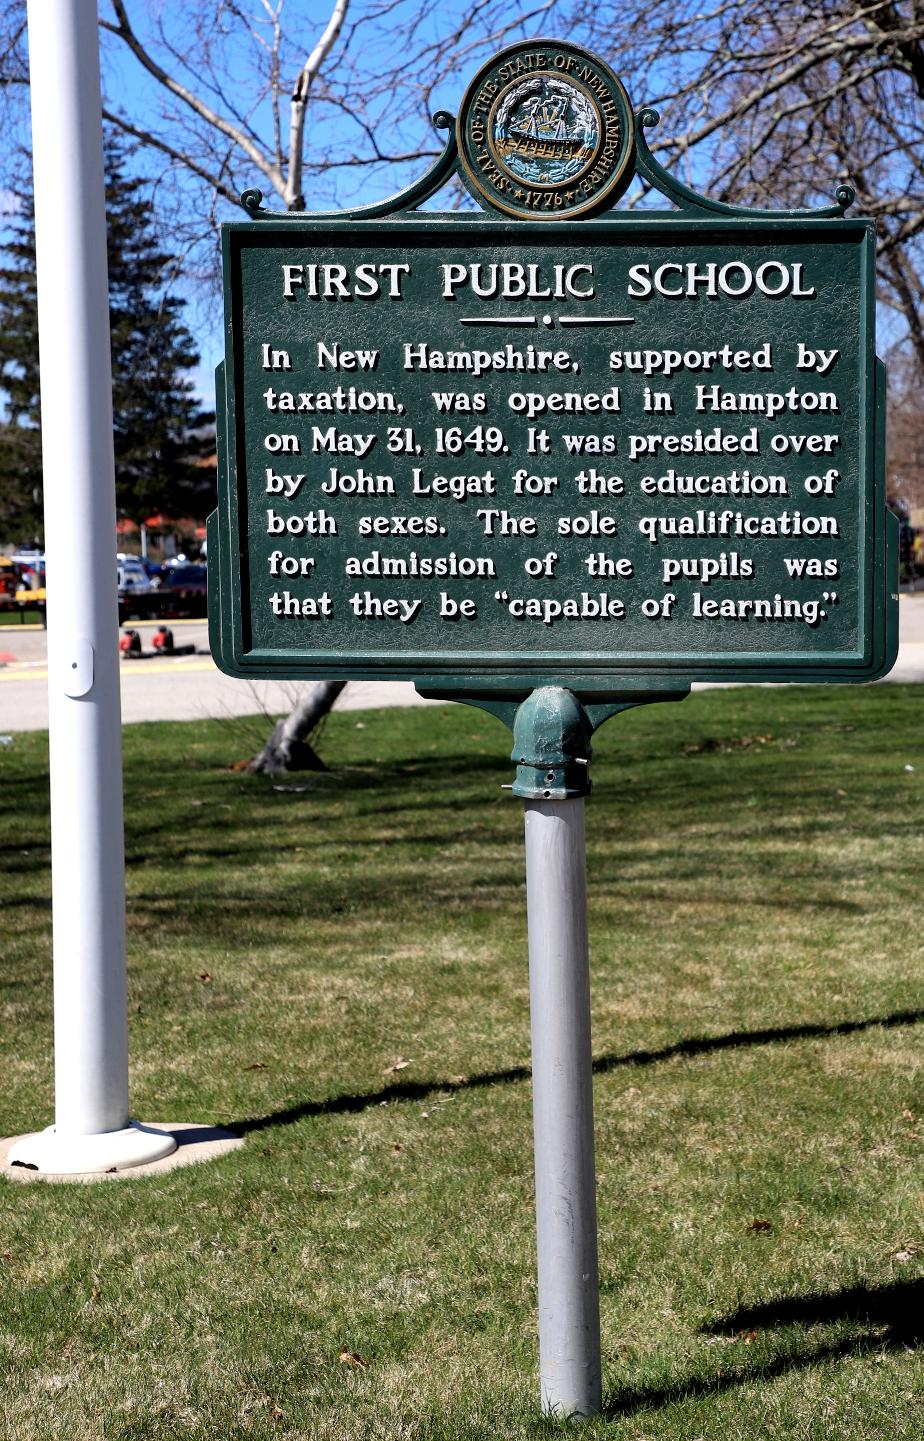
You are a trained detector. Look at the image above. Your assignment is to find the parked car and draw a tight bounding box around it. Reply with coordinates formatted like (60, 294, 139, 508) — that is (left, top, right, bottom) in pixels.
(12, 568, 47, 625)
(0, 558, 20, 608)
(117, 558, 153, 594)
(116, 556, 161, 621)
(10, 549, 45, 572)
(158, 562, 207, 616)
(141, 558, 166, 584)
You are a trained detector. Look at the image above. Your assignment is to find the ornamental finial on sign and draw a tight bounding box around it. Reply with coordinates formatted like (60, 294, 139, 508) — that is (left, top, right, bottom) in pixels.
(634, 106, 856, 219)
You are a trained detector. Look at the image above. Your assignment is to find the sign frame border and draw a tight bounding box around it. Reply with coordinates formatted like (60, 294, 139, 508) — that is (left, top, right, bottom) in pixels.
(210, 212, 898, 691)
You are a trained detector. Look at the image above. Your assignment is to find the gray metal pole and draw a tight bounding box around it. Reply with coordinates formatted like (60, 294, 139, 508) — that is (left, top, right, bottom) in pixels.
(524, 796, 602, 1419)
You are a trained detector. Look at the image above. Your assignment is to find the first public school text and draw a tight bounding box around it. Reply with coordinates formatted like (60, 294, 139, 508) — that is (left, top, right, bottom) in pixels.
(278, 261, 818, 301)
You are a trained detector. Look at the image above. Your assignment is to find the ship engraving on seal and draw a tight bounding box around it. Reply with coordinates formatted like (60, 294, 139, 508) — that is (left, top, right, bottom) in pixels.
(493, 76, 600, 188)
(457, 40, 635, 219)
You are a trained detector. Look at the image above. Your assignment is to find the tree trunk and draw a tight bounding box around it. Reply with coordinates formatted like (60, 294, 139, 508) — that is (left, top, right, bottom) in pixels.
(248, 2, 353, 774)
(246, 680, 346, 775)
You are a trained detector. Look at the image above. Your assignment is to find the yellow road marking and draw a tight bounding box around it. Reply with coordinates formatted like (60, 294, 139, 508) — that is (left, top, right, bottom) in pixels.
(0, 658, 218, 683)
(0, 616, 203, 633)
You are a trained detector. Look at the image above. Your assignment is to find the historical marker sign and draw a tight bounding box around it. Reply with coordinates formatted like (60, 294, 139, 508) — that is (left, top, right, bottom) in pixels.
(209, 43, 897, 693)
(206, 41, 901, 1421)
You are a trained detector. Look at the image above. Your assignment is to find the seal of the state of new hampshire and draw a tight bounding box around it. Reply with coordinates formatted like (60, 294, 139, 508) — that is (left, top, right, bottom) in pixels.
(457, 41, 635, 220)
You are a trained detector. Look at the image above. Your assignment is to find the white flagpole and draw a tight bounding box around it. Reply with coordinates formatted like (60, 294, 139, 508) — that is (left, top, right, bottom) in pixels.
(10, 0, 176, 1173)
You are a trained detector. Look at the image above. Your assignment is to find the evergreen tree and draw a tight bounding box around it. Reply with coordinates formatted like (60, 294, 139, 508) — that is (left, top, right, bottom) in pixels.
(104, 136, 214, 523)
(0, 180, 42, 542)
(0, 139, 214, 545)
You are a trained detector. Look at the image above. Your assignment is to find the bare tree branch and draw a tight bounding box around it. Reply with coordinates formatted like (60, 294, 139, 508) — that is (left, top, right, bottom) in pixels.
(286, 0, 350, 210)
(100, 106, 241, 207)
(104, 0, 285, 196)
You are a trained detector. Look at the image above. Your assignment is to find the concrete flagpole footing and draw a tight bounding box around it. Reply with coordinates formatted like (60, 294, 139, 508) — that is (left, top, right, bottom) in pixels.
(1, 1122, 242, 1181)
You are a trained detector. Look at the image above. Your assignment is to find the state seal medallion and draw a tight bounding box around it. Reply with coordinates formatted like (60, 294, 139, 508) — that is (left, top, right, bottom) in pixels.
(457, 41, 635, 220)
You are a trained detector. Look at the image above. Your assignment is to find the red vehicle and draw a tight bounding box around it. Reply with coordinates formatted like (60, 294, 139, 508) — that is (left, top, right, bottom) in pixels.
(0, 560, 19, 609)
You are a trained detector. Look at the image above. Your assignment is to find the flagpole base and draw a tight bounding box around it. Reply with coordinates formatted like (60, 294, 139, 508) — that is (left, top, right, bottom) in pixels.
(6, 1121, 178, 1175)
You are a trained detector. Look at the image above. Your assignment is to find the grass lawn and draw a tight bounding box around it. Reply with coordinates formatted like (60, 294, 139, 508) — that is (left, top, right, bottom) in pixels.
(1, 685, 923, 1440)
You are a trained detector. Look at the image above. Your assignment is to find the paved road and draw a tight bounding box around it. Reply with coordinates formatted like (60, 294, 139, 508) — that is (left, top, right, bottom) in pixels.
(0, 617, 444, 732)
(1, 599, 923, 733)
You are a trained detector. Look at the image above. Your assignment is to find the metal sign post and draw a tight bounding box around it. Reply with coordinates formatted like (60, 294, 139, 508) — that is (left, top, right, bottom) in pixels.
(10, 0, 176, 1174)
(526, 790, 601, 1416)
(516, 689, 602, 1416)
(207, 36, 898, 1415)
(462, 683, 683, 1416)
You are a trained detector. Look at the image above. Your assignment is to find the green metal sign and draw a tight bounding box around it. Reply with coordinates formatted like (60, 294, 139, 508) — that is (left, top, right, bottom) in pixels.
(208, 45, 898, 694)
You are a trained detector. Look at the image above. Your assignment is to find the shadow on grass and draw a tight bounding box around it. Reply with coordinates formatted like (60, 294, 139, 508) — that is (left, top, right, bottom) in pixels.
(703, 1279, 924, 1346)
(595, 886, 868, 914)
(604, 1279, 924, 1419)
(230, 1006, 924, 1135)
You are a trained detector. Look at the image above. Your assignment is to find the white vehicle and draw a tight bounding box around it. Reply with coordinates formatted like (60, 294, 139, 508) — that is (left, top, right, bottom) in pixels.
(11, 549, 46, 570)
(116, 556, 153, 596)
